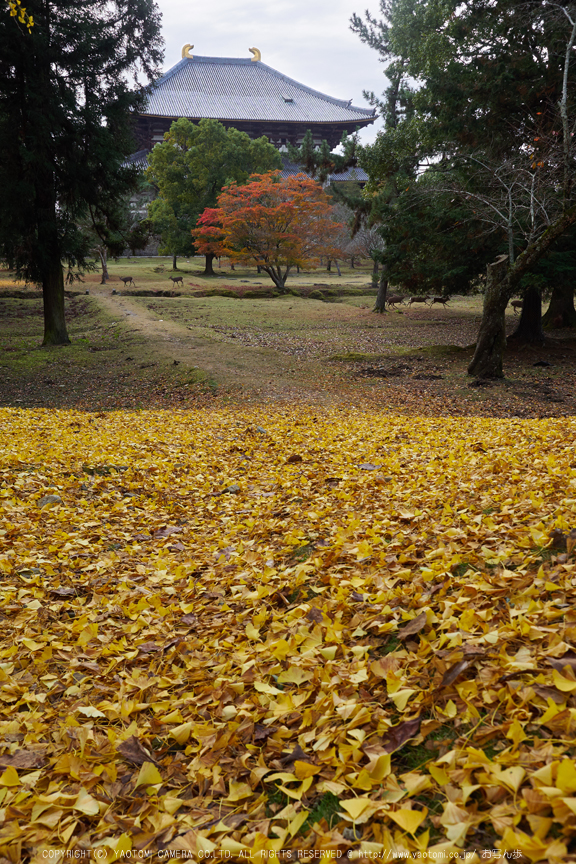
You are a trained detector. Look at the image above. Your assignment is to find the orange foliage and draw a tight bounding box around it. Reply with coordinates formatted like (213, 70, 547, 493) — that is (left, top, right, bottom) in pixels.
(193, 171, 344, 290)
(192, 208, 227, 258)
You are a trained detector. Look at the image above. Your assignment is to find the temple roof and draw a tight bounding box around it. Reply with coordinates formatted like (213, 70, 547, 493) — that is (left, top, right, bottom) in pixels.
(141, 55, 376, 126)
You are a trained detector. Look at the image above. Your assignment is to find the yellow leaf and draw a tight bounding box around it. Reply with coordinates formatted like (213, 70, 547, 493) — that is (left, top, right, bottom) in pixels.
(557, 759, 576, 793)
(21, 638, 45, 651)
(530, 527, 547, 546)
(390, 689, 417, 710)
(294, 761, 319, 780)
(245, 623, 261, 640)
(370, 659, 388, 678)
(387, 808, 427, 833)
(135, 762, 163, 788)
(227, 780, 252, 801)
(441, 699, 458, 718)
(277, 666, 314, 685)
(350, 667, 369, 683)
(255, 681, 283, 695)
(73, 788, 100, 816)
(196, 835, 217, 855)
(76, 706, 106, 718)
(494, 765, 525, 792)
(287, 809, 309, 838)
(553, 669, 576, 692)
(0, 766, 19, 787)
(339, 797, 373, 821)
(356, 540, 372, 560)
(506, 719, 529, 746)
(170, 722, 193, 744)
(320, 646, 337, 660)
(78, 623, 98, 647)
(110, 832, 132, 858)
(158, 709, 185, 723)
(271, 639, 291, 660)
(277, 783, 304, 801)
(428, 764, 450, 786)
(351, 769, 374, 791)
(369, 754, 391, 782)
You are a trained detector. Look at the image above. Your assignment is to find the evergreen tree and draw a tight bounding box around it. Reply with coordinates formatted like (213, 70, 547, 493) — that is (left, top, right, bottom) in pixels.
(287, 129, 361, 185)
(0, 0, 163, 345)
(146, 119, 281, 275)
(352, 0, 576, 376)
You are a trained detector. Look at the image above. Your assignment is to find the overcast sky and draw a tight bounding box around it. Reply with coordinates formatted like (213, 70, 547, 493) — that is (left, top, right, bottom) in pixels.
(157, 0, 386, 145)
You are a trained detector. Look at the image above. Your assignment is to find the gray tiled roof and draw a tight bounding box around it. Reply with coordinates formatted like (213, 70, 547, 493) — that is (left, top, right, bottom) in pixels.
(142, 56, 375, 125)
(280, 156, 368, 184)
(125, 149, 150, 170)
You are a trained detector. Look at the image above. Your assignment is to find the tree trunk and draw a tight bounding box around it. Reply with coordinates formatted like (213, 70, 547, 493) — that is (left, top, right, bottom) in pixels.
(509, 285, 544, 344)
(373, 270, 388, 313)
(542, 280, 576, 328)
(97, 246, 108, 284)
(42, 256, 70, 346)
(261, 265, 289, 292)
(468, 206, 576, 377)
(468, 255, 508, 378)
(326, 259, 332, 272)
(334, 260, 342, 277)
(172, 254, 178, 270)
(372, 258, 379, 285)
(350, 256, 355, 268)
(36, 178, 70, 345)
(203, 252, 216, 276)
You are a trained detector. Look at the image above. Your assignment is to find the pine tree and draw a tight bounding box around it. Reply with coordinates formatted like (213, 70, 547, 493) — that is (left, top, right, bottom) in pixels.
(0, 0, 163, 344)
(352, 0, 576, 376)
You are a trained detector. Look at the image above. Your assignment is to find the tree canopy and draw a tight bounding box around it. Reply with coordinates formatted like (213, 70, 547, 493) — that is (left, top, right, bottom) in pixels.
(0, 0, 163, 344)
(352, 0, 576, 375)
(146, 118, 281, 273)
(286, 129, 361, 184)
(193, 172, 344, 291)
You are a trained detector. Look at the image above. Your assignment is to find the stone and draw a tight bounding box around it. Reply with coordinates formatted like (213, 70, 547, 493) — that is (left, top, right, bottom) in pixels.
(38, 494, 62, 508)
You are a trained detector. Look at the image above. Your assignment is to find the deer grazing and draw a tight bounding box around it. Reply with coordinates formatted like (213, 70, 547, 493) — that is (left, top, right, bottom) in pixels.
(120, 276, 135, 287)
(169, 275, 183, 285)
(510, 299, 523, 314)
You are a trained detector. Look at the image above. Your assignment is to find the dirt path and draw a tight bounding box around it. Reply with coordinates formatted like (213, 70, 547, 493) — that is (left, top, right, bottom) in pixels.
(3, 278, 575, 416)
(92, 286, 347, 405)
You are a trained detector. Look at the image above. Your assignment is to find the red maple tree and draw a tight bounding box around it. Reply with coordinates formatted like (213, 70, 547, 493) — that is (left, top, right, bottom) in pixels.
(192, 208, 226, 276)
(193, 172, 344, 291)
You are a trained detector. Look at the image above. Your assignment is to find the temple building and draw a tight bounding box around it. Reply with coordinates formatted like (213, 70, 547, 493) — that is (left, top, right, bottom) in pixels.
(133, 46, 376, 156)
(126, 48, 374, 244)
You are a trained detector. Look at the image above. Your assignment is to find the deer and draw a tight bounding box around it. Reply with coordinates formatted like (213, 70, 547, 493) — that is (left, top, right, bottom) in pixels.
(386, 294, 405, 308)
(431, 296, 450, 307)
(119, 276, 135, 287)
(409, 296, 431, 306)
(510, 299, 523, 314)
(169, 275, 183, 285)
